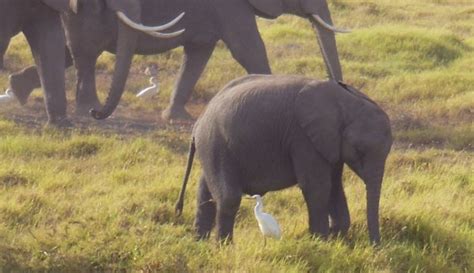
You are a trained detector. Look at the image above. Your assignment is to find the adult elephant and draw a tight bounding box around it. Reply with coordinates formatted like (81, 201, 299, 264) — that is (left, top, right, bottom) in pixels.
(0, 0, 73, 125)
(1, 0, 184, 124)
(0, 37, 9, 70)
(175, 75, 393, 244)
(3, 0, 348, 121)
(91, 0, 349, 120)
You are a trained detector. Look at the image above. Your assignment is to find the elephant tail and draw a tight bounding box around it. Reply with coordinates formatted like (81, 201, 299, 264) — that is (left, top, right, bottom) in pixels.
(175, 138, 196, 216)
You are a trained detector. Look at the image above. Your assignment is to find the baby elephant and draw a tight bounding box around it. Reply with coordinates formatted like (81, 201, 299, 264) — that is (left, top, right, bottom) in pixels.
(175, 75, 392, 244)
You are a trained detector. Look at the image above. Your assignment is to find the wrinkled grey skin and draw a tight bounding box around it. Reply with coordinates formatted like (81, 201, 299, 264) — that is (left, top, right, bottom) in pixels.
(6, 0, 168, 120)
(175, 75, 392, 244)
(0, 0, 71, 126)
(9, 0, 345, 121)
(0, 37, 9, 70)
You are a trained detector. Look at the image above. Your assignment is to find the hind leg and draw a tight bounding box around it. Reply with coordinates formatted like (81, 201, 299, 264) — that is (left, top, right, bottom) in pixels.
(204, 159, 242, 243)
(215, 188, 242, 243)
(194, 175, 216, 240)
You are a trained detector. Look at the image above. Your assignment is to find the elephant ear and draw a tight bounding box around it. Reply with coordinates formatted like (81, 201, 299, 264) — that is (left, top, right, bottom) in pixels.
(295, 82, 342, 164)
(42, 0, 72, 12)
(248, 0, 284, 19)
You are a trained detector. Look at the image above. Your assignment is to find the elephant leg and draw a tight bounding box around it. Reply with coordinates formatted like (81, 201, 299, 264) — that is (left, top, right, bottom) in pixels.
(194, 175, 216, 240)
(74, 54, 101, 116)
(0, 38, 9, 70)
(204, 159, 242, 243)
(215, 190, 241, 243)
(22, 15, 68, 126)
(9, 66, 41, 105)
(300, 179, 331, 238)
(292, 141, 331, 238)
(328, 162, 351, 236)
(9, 47, 72, 106)
(162, 43, 216, 121)
(222, 19, 271, 74)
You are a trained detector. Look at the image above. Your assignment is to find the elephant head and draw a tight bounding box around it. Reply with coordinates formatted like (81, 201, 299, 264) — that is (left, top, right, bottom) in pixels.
(64, 0, 185, 119)
(42, 0, 74, 12)
(248, 0, 349, 81)
(296, 81, 392, 244)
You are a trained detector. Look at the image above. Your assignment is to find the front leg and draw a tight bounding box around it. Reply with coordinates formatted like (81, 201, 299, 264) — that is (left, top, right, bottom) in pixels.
(23, 14, 68, 126)
(162, 43, 216, 121)
(292, 140, 331, 238)
(328, 162, 351, 235)
(73, 53, 101, 115)
(0, 38, 9, 70)
(221, 15, 271, 74)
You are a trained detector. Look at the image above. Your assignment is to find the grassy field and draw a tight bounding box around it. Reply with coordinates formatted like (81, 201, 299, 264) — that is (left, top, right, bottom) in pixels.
(0, 0, 473, 272)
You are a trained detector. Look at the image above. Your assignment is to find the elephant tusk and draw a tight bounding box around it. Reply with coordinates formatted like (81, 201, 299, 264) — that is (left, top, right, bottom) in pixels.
(116, 11, 185, 32)
(312, 15, 351, 33)
(145, 29, 186, 39)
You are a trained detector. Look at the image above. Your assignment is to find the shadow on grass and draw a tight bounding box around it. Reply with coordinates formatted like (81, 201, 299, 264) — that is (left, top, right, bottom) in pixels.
(381, 215, 472, 272)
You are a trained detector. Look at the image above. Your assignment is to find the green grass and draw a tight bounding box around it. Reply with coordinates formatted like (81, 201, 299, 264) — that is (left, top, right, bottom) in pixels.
(0, 0, 473, 271)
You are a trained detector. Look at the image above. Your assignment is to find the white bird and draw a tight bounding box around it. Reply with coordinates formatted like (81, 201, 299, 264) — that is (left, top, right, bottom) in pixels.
(0, 89, 15, 104)
(136, 64, 160, 98)
(250, 194, 281, 245)
(136, 76, 159, 98)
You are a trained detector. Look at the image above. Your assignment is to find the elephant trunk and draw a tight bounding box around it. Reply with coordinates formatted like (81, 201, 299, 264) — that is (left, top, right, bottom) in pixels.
(364, 168, 385, 245)
(90, 22, 138, 120)
(307, 0, 348, 82)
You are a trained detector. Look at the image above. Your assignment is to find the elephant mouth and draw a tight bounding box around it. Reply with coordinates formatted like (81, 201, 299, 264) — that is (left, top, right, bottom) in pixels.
(116, 11, 186, 38)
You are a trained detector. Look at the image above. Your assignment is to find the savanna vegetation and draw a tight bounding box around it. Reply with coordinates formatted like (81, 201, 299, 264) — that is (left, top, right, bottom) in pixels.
(0, 0, 472, 272)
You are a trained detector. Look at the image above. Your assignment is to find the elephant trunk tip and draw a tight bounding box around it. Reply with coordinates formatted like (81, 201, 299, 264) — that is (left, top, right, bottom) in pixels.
(89, 108, 109, 120)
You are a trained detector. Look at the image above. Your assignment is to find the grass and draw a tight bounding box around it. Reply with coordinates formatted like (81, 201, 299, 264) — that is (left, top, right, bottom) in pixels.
(0, 0, 473, 272)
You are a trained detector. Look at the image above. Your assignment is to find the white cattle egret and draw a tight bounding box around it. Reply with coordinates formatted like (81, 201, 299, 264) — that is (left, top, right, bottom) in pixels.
(0, 89, 15, 104)
(137, 65, 159, 98)
(136, 77, 159, 98)
(250, 194, 281, 245)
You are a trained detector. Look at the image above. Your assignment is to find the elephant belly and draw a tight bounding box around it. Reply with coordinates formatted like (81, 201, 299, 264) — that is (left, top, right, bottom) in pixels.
(238, 151, 298, 195)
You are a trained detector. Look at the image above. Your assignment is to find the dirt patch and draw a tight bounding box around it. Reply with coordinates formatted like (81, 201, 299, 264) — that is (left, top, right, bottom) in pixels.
(0, 172, 31, 187)
(0, 98, 205, 137)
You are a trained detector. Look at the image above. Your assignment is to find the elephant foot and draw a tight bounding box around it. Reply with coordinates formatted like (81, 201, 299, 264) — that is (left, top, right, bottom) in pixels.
(75, 100, 102, 117)
(45, 117, 73, 129)
(329, 226, 349, 238)
(9, 66, 40, 105)
(161, 105, 193, 122)
(195, 231, 212, 241)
